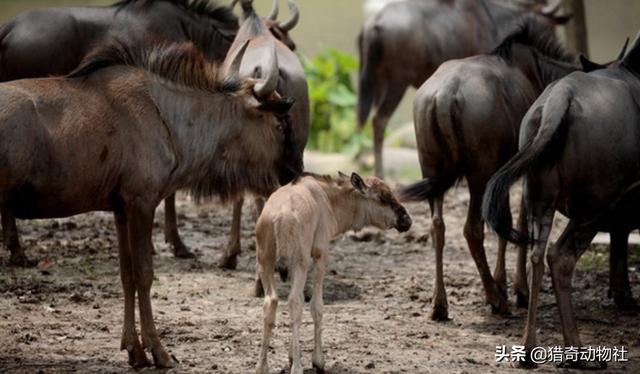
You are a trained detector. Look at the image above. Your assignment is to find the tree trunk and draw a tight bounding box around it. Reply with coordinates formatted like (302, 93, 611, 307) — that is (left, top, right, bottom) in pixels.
(564, 0, 589, 56)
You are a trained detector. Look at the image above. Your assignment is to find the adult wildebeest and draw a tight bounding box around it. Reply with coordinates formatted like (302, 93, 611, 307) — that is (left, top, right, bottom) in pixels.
(401, 19, 595, 320)
(0, 0, 300, 264)
(217, 0, 308, 270)
(483, 35, 640, 367)
(0, 36, 301, 367)
(255, 172, 411, 374)
(357, 0, 569, 177)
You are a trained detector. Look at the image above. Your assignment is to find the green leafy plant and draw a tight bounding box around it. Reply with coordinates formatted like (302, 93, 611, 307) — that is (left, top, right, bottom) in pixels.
(302, 48, 372, 155)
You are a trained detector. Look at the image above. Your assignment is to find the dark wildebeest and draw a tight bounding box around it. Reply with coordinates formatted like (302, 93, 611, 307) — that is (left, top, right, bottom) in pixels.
(0, 0, 299, 264)
(482, 35, 640, 368)
(218, 0, 308, 270)
(0, 37, 301, 367)
(400, 19, 618, 320)
(357, 0, 569, 177)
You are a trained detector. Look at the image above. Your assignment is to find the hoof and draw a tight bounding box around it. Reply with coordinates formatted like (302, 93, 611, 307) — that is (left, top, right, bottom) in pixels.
(9, 251, 35, 267)
(430, 304, 450, 321)
(152, 346, 176, 368)
(172, 242, 196, 259)
(218, 253, 238, 270)
(125, 345, 152, 369)
(557, 359, 606, 370)
(516, 358, 537, 369)
(312, 361, 325, 373)
(516, 290, 529, 309)
(489, 294, 511, 316)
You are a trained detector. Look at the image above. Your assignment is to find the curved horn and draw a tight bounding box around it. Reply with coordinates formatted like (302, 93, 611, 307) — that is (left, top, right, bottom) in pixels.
(541, 0, 562, 15)
(226, 39, 250, 77)
(618, 37, 630, 60)
(278, 0, 299, 31)
(254, 40, 280, 98)
(267, 0, 279, 21)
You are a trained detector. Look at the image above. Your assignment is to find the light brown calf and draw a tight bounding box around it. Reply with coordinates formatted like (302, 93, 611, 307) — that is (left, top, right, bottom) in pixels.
(255, 172, 412, 374)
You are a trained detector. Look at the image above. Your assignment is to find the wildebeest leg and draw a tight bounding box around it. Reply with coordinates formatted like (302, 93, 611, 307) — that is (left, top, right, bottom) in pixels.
(609, 229, 638, 310)
(513, 196, 529, 308)
(128, 205, 174, 368)
(521, 204, 554, 368)
(493, 194, 511, 298)
(254, 196, 265, 219)
(372, 86, 405, 178)
(429, 196, 448, 321)
(311, 252, 327, 373)
(465, 185, 509, 315)
(2, 208, 32, 267)
(114, 211, 150, 368)
(288, 264, 308, 374)
(255, 259, 277, 374)
(163, 193, 195, 258)
(547, 221, 597, 367)
(219, 196, 244, 269)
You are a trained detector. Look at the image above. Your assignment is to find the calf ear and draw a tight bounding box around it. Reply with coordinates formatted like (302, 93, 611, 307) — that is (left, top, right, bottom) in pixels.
(351, 172, 368, 194)
(258, 96, 295, 114)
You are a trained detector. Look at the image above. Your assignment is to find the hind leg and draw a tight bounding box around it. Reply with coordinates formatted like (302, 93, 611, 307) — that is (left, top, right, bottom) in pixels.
(609, 229, 638, 310)
(429, 196, 449, 320)
(219, 196, 244, 269)
(163, 194, 195, 258)
(255, 260, 278, 374)
(466, 184, 509, 315)
(371, 85, 405, 178)
(493, 194, 512, 298)
(288, 263, 309, 374)
(2, 208, 32, 267)
(513, 196, 529, 308)
(311, 252, 327, 372)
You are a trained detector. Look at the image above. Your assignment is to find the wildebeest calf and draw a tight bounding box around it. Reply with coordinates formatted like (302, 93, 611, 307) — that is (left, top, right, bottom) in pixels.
(255, 172, 411, 374)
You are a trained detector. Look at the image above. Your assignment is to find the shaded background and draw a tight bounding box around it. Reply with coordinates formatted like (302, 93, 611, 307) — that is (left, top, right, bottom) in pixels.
(0, 0, 638, 125)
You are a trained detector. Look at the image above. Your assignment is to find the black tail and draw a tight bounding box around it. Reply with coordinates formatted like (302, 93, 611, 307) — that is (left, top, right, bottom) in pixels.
(357, 26, 383, 129)
(482, 85, 572, 245)
(401, 172, 458, 202)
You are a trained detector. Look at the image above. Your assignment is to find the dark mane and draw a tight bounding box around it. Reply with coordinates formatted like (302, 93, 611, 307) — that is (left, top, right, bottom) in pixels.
(113, 0, 236, 24)
(622, 35, 640, 74)
(491, 16, 574, 63)
(68, 39, 244, 95)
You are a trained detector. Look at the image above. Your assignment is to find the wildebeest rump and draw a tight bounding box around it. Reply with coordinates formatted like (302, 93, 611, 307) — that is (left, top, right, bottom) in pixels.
(401, 19, 582, 320)
(0, 0, 299, 264)
(482, 35, 640, 367)
(217, 0, 309, 270)
(357, 0, 569, 177)
(0, 37, 301, 368)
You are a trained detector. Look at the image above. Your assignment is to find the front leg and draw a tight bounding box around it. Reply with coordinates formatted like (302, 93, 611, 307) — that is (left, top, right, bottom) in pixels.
(311, 251, 327, 372)
(2, 208, 33, 267)
(163, 194, 195, 258)
(219, 196, 244, 269)
(128, 203, 175, 368)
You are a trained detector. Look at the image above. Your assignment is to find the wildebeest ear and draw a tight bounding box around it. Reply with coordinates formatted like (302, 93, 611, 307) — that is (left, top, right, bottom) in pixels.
(258, 97, 295, 114)
(351, 172, 367, 193)
(579, 54, 606, 72)
(552, 14, 572, 25)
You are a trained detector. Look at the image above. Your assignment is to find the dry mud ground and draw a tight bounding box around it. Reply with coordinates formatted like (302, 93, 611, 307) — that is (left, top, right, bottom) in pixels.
(0, 187, 639, 374)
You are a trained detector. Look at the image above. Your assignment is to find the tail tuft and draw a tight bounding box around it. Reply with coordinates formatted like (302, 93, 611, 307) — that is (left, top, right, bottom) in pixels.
(400, 172, 459, 202)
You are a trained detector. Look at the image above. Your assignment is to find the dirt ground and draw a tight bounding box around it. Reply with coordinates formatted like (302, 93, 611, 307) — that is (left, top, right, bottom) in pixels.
(0, 186, 639, 374)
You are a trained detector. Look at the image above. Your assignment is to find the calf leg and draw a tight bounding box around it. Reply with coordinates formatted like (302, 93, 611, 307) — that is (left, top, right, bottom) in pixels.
(219, 196, 244, 269)
(513, 197, 529, 308)
(371, 86, 405, 178)
(547, 221, 597, 367)
(521, 203, 554, 368)
(114, 211, 150, 368)
(429, 196, 449, 321)
(609, 230, 638, 310)
(128, 204, 174, 368)
(311, 252, 327, 372)
(2, 208, 31, 267)
(255, 261, 278, 374)
(288, 264, 308, 374)
(465, 186, 508, 315)
(163, 194, 195, 258)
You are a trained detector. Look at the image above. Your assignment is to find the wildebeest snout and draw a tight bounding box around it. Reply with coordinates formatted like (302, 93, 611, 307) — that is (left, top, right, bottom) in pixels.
(395, 208, 412, 232)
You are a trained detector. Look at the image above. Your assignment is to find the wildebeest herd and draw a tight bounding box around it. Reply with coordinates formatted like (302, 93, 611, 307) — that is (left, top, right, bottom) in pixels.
(0, 0, 638, 372)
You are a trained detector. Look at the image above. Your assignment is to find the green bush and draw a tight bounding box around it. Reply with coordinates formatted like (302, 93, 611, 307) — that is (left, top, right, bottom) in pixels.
(302, 48, 372, 155)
